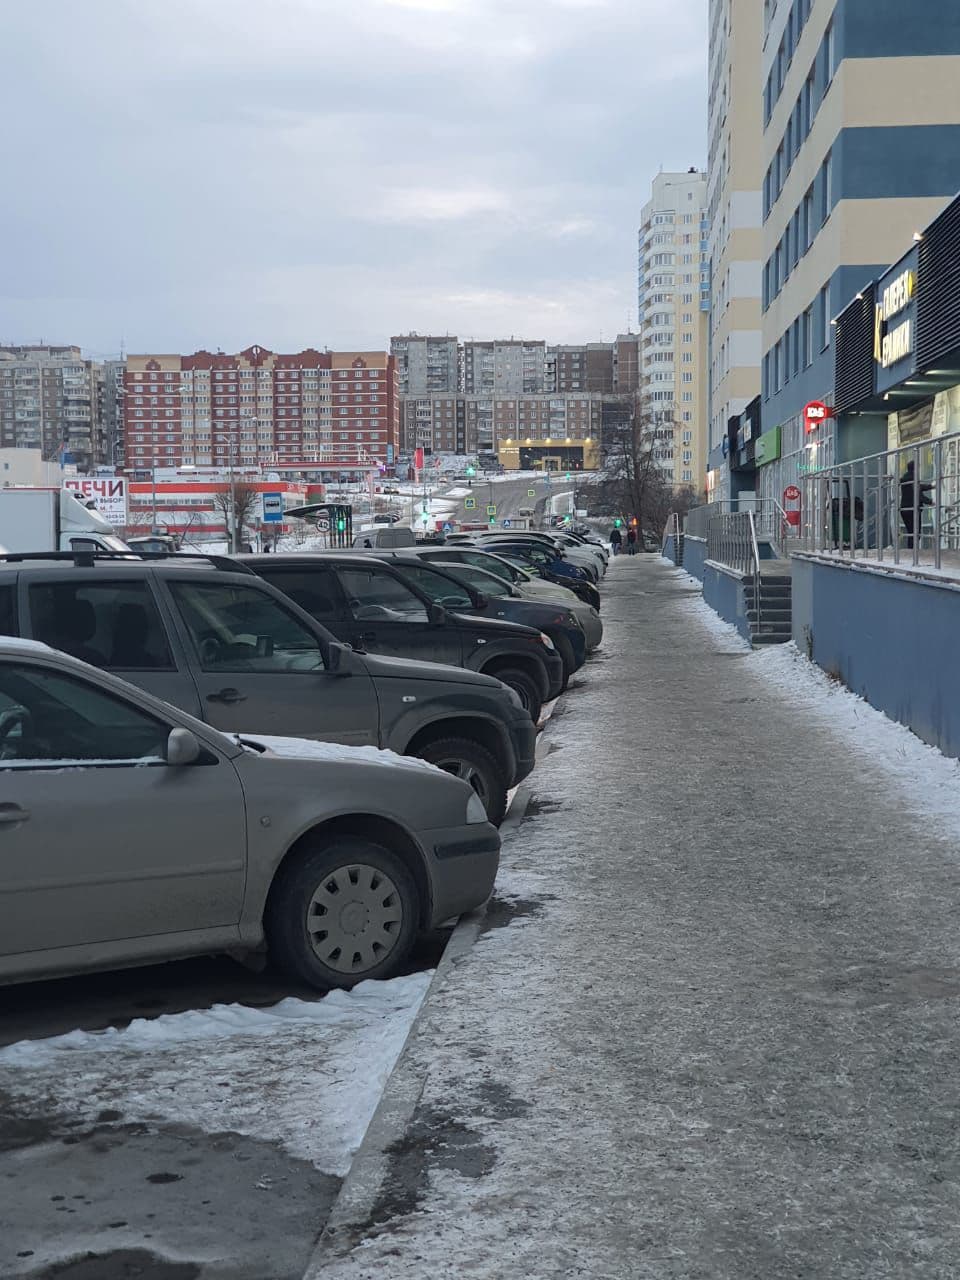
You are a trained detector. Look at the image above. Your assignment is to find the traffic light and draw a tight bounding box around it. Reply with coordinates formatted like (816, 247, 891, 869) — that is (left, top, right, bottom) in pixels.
(488, 515, 496, 525)
(630, 517, 639, 528)
(466, 466, 476, 477)
(336, 516, 346, 532)
(614, 518, 623, 528)
(566, 471, 571, 480)
(563, 514, 571, 524)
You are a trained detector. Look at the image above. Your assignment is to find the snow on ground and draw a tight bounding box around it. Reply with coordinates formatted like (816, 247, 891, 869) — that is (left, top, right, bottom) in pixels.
(243, 733, 444, 773)
(0, 973, 431, 1178)
(443, 486, 471, 498)
(671, 566, 960, 844)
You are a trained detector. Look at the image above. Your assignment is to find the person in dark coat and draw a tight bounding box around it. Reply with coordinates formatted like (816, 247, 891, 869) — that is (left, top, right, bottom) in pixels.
(626, 527, 638, 555)
(609, 526, 622, 554)
(899, 461, 934, 549)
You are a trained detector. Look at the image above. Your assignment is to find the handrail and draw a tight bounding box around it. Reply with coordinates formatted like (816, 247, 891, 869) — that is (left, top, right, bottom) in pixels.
(707, 510, 763, 631)
(801, 428, 960, 571)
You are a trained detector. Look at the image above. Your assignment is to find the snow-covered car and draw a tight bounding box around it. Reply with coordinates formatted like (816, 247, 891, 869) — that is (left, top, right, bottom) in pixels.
(0, 639, 499, 991)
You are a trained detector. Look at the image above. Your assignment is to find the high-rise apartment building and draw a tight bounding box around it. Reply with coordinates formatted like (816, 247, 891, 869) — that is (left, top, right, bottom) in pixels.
(637, 170, 710, 489)
(707, 0, 763, 501)
(123, 346, 398, 472)
(0, 346, 107, 469)
(551, 336, 643, 394)
(461, 340, 548, 395)
(102, 358, 126, 468)
(390, 335, 459, 395)
(758, 0, 960, 502)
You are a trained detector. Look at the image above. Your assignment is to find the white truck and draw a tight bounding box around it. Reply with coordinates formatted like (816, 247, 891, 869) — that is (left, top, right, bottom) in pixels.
(0, 488, 131, 554)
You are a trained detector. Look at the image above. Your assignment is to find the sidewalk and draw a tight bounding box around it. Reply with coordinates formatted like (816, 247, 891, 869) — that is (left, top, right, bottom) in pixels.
(313, 556, 960, 1280)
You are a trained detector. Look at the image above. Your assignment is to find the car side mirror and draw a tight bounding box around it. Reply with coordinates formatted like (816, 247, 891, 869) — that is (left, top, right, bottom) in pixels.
(474, 592, 490, 608)
(325, 640, 353, 676)
(428, 602, 447, 625)
(166, 727, 201, 766)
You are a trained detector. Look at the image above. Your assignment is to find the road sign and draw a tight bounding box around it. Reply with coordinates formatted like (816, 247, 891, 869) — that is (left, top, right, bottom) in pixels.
(261, 492, 284, 523)
(486, 503, 497, 516)
(442, 521, 454, 533)
(464, 495, 476, 510)
(503, 519, 511, 529)
(575, 508, 588, 517)
(527, 488, 536, 498)
(317, 517, 330, 532)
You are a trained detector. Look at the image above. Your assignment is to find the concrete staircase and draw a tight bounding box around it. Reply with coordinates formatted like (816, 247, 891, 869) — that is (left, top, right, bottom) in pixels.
(744, 564, 792, 646)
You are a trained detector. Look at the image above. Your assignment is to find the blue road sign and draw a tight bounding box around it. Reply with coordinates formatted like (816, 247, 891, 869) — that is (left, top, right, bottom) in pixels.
(442, 521, 454, 533)
(261, 492, 284, 523)
(503, 518, 511, 529)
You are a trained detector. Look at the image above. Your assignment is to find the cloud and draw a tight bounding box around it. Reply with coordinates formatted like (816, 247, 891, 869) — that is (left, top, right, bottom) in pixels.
(0, 0, 706, 352)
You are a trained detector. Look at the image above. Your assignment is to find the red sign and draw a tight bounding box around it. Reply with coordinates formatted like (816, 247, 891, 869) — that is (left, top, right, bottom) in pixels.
(414, 447, 424, 470)
(784, 484, 801, 501)
(803, 400, 832, 434)
(783, 484, 802, 528)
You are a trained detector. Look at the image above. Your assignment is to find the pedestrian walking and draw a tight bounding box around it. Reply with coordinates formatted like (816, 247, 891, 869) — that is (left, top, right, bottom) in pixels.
(899, 460, 934, 550)
(609, 526, 622, 555)
(626, 527, 637, 555)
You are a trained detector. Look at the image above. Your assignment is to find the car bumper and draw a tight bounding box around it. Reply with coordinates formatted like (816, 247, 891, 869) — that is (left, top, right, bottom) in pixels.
(425, 822, 501, 923)
(509, 712, 537, 783)
(580, 609, 603, 649)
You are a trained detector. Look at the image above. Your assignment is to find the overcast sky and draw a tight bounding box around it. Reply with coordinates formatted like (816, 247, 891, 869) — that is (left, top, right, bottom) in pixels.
(2, 0, 705, 357)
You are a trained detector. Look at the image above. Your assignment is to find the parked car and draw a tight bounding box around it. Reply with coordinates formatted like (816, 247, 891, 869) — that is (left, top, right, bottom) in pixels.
(367, 552, 587, 686)
(237, 552, 564, 725)
(0, 552, 536, 826)
(407, 545, 603, 649)
(471, 540, 602, 608)
(480, 532, 603, 581)
(353, 527, 415, 549)
(0, 637, 499, 990)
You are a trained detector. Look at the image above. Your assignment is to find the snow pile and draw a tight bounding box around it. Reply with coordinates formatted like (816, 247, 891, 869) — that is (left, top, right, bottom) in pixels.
(242, 733, 444, 774)
(0, 973, 431, 1177)
(443, 487, 472, 499)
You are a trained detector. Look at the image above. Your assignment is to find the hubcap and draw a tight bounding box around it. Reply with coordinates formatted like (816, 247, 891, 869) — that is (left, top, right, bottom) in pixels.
(306, 863, 403, 975)
(434, 756, 491, 809)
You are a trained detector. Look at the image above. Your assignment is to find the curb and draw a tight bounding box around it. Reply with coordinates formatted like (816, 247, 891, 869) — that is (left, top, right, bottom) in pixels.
(303, 782, 534, 1275)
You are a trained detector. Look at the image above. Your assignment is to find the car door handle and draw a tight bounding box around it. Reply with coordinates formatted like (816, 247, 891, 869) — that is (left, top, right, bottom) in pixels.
(207, 687, 247, 705)
(0, 803, 29, 826)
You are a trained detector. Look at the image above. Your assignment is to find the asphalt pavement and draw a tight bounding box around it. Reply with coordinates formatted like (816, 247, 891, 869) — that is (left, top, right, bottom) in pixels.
(316, 554, 960, 1279)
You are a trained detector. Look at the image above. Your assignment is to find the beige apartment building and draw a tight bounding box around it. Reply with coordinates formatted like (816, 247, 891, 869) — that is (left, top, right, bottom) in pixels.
(637, 170, 710, 491)
(706, 0, 763, 502)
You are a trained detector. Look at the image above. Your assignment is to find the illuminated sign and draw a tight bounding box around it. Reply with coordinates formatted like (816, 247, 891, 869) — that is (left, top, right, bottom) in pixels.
(803, 400, 831, 434)
(874, 267, 916, 370)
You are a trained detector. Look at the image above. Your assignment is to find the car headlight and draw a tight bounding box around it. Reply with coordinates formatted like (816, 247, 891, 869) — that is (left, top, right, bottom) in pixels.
(539, 632, 555, 650)
(466, 792, 488, 824)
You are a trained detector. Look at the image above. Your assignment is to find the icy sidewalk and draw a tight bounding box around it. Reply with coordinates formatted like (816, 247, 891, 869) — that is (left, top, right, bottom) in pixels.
(314, 555, 960, 1280)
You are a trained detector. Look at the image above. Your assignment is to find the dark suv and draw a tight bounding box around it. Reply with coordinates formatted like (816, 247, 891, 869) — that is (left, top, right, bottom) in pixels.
(237, 552, 564, 725)
(0, 553, 536, 825)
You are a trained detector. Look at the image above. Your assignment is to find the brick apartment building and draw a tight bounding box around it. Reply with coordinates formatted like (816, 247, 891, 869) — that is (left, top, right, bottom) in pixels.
(0, 345, 108, 469)
(123, 346, 398, 473)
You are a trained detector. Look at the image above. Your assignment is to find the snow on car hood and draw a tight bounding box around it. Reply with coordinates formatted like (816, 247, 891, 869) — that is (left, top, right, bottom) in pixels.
(237, 733, 443, 773)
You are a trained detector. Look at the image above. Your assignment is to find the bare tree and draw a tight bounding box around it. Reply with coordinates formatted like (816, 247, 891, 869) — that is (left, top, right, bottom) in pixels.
(597, 394, 684, 539)
(212, 480, 260, 552)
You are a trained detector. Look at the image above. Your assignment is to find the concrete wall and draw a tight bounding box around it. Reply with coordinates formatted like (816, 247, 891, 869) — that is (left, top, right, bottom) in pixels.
(683, 536, 707, 581)
(662, 535, 681, 565)
(792, 555, 960, 758)
(703, 561, 752, 643)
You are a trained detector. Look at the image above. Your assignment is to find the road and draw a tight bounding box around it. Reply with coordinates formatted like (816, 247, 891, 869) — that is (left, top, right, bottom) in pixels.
(318, 554, 960, 1280)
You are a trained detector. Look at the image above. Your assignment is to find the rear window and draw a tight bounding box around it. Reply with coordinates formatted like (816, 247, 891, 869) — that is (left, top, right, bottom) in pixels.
(28, 580, 174, 671)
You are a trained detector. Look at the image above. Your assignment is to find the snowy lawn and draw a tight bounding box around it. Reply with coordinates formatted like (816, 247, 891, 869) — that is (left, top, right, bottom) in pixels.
(0, 973, 431, 1178)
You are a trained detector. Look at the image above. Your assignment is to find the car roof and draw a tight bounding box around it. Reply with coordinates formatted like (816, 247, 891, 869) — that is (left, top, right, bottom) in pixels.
(237, 551, 395, 569)
(0, 554, 243, 578)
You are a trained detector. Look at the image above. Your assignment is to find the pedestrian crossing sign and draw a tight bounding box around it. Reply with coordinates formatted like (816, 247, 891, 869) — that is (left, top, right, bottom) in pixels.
(464, 496, 476, 510)
(486, 504, 497, 516)
(527, 488, 536, 498)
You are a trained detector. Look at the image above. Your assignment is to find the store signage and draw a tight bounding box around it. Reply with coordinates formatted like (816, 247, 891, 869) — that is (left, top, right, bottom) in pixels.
(874, 253, 919, 380)
(803, 401, 831, 434)
(755, 425, 782, 467)
(64, 476, 127, 526)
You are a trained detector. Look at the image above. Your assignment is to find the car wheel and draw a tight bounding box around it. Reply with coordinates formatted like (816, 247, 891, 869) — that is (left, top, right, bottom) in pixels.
(416, 736, 508, 826)
(266, 838, 419, 990)
(488, 667, 543, 725)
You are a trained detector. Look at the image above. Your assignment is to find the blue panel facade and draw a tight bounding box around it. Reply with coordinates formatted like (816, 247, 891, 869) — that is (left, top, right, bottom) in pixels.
(762, 265, 887, 430)
(840, 0, 960, 57)
(792, 557, 960, 758)
(834, 127, 960, 202)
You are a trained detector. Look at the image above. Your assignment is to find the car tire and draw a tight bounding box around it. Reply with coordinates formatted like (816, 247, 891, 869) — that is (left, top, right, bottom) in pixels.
(266, 838, 419, 990)
(549, 633, 577, 691)
(415, 736, 508, 826)
(487, 667, 543, 725)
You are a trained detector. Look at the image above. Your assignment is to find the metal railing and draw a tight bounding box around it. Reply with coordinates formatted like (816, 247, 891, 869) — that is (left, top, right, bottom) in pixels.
(686, 499, 792, 547)
(708, 509, 763, 632)
(801, 430, 960, 572)
(662, 511, 682, 561)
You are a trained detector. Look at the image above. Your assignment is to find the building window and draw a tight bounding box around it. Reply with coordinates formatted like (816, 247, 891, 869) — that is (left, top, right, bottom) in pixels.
(817, 283, 830, 351)
(823, 21, 835, 89)
(802, 305, 813, 367)
(820, 151, 833, 226)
